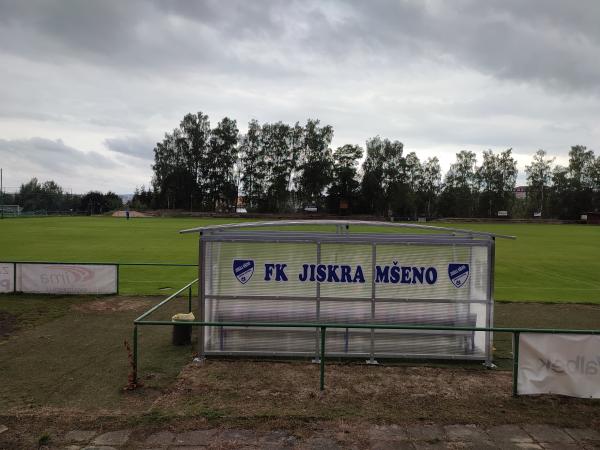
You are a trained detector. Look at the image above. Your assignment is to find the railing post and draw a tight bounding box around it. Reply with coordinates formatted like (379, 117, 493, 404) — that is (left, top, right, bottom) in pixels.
(133, 325, 138, 385)
(188, 285, 192, 313)
(512, 331, 520, 397)
(320, 326, 326, 391)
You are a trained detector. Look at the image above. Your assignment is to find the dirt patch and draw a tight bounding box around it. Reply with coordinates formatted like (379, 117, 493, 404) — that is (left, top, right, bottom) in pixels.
(72, 297, 150, 313)
(151, 360, 600, 428)
(112, 210, 153, 218)
(0, 311, 18, 338)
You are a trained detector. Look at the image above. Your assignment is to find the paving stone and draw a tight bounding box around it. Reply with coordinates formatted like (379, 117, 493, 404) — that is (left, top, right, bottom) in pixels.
(444, 424, 489, 442)
(412, 442, 448, 450)
(144, 430, 175, 445)
(92, 429, 132, 446)
(369, 424, 408, 441)
(259, 430, 297, 447)
(539, 443, 585, 450)
(218, 429, 258, 443)
(174, 429, 217, 446)
(406, 425, 445, 442)
(564, 428, 600, 442)
(299, 436, 340, 450)
(82, 446, 118, 450)
(510, 444, 543, 450)
(65, 430, 96, 443)
(371, 440, 415, 449)
(169, 447, 208, 450)
(486, 425, 534, 443)
(522, 425, 574, 443)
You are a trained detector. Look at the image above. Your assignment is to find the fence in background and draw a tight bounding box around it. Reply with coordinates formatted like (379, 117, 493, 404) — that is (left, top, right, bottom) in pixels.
(0, 261, 196, 295)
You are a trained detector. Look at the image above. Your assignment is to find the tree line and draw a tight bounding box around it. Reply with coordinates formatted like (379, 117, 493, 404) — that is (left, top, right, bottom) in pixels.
(1, 178, 122, 214)
(133, 112, 600, 219)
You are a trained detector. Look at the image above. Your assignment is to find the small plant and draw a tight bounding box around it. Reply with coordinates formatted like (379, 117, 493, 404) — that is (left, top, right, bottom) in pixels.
(38, 433, 50, 448)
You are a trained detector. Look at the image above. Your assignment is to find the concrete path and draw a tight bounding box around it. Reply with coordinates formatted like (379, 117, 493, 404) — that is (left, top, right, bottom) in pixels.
(56, 423, 600, 449)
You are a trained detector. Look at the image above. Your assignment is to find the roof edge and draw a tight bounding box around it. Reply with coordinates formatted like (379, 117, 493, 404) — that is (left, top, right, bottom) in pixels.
(179, 220, 516, 239)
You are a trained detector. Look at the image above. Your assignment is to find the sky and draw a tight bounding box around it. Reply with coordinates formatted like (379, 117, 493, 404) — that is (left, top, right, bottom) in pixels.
(1, 0, 599, 194)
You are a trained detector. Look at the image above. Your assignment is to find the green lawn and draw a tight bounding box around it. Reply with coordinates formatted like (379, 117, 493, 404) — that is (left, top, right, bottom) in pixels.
(0, 216, 599, 302)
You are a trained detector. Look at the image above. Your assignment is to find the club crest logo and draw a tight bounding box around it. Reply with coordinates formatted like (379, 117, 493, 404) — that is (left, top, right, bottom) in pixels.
(448, 263, 469, 288)
(233, 259, 254, 284)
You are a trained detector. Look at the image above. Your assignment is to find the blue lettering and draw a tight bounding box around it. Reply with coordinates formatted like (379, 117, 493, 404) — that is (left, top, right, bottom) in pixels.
(299, 264, 309, 281)
(264, 263, 275, 281)
(316, 265, 327, 282)
(340, 265, 352, 282)
(390, 265, 400, 284)
(401, 267, 411, 284)
(275, 264, 288, 281)
(412, 267, 424, 284)
(327, 265, 340, 282)
(425, 267, 437, 284)
(375, 265, 389, 283)
(353, 265, 366, 283)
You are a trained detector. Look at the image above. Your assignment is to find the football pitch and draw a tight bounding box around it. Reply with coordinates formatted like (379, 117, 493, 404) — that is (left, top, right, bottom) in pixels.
(0, 216, 599, 302)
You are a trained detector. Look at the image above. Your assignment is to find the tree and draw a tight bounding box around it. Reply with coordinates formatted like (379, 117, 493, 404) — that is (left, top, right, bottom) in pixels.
(296, 119, 334, 208)
(476, 149, 518, 217)
(418, 157, 442, 217)
(568, 145, 595, 216)
(549, 165, 570, 218)
(206, 117, 239, 211)
(525, 149, 554, 217)
(329, 144, 363, 213)
(239, 120, 266, 211)
(262, 122, 295, 211)
(361, 137, 387, 215)
(439, 151, 478, 217)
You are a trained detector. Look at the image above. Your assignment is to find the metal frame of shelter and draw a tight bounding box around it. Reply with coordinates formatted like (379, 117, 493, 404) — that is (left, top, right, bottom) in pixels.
(179, 220, 515, 365)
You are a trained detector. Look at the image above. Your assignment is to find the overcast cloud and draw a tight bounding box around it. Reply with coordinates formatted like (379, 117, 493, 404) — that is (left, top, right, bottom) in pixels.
(1, 0, 599, 193)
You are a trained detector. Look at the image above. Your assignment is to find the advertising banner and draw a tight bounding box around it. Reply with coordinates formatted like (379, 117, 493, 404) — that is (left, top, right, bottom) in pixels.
(0, 263, 15, 293)
(17, 263, 117, 295)
(518, 333, 600, 398)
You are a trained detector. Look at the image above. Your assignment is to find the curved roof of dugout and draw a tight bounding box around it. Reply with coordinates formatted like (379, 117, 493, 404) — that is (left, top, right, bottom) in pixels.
(180, 220, 516, 240)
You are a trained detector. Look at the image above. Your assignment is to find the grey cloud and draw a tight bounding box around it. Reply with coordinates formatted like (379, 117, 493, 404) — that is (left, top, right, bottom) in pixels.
(104, 135, 156, 160)
(1, 0, 599, 91)
(0, 137, 117, 173)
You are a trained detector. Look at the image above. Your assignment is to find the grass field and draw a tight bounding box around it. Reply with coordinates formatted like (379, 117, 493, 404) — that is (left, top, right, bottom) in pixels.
(0, 216, 599, 302)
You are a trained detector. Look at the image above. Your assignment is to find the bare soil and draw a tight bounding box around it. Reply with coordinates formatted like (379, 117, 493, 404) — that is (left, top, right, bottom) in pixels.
(71, 296, 150, 313)
(0, 311, 17, 338)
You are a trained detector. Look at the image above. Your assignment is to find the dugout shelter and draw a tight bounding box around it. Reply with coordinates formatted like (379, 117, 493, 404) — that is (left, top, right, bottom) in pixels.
(181, 220, 514, 365)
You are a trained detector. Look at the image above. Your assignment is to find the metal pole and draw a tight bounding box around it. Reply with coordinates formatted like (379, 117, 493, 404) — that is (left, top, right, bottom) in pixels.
(512, 331, 520, 397)
(197, 234, 206, 360)
(313, 242, 321, 363)
(320, 326, 326, 391)
(188, 285, 192, 313)
(368, 243, 377, 364)
(133, 325, 138, 385)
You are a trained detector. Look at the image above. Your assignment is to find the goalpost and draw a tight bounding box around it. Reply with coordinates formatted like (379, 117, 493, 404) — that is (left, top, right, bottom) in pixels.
(0, 205, 22, 217)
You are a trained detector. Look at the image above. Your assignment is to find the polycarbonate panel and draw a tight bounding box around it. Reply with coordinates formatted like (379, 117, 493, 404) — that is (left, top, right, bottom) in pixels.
(202, 237, 492, 360)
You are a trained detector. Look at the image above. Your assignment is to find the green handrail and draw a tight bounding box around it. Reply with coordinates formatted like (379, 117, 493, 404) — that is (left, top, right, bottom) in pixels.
(132, 279, 600, 396)
(134, 278, 198, 323)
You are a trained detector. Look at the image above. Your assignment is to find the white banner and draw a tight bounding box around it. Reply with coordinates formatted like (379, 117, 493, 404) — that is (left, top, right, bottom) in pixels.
(518, 333, 600, 398)
(17, 263, 117, 294)
(0, 263, 15, 293)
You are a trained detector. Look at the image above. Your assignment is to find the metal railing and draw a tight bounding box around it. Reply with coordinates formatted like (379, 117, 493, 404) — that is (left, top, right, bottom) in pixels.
(133, 279, 600, 397)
